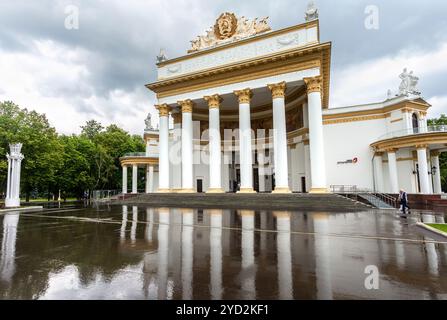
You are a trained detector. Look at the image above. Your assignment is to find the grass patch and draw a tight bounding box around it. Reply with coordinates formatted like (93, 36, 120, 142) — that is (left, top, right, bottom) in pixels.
(427, 223, 447, 233)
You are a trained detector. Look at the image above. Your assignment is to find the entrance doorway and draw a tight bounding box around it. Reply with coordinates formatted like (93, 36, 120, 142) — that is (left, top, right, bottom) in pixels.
(253, 168, 259, 192)
(301, 177, 306, 193)
(197, 179, 203, 193)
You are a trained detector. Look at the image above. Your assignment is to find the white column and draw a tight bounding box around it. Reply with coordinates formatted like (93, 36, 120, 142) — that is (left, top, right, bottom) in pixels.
(417, 145, 430, 194)
(304, 141, 311, 192)
(132, 164, 138, 194)
(374, 153, 385, 192)
(210, 210, 223, 300)
(205, 95, 224, 193)
(419, 112, 428, 133)
(122, 165, 128, 194)
(432, 152, 442, 194)
(5, 144, 24, 208)
(179, 100, 194, 192)
(181, 209, 194, 299)
(275, 212, 293, 300)
(146, 165, 154, 193)
(234, 89, 255, 193)
(241, 210, 255, 299)
(304, 76, 327, 193)
(6, 158, 11, 199)
(387, 149, 399, 193)
(156, 104, 170, 192)
(269, 82, 291, 193)
(172, 113, 182, 190)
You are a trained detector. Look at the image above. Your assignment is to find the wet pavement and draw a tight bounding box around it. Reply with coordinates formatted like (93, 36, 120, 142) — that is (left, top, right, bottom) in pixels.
(0, 203, 446, 300)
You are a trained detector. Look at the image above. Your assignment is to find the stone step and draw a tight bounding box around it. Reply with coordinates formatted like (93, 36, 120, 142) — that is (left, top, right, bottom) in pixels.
(115, 193, 370, 212)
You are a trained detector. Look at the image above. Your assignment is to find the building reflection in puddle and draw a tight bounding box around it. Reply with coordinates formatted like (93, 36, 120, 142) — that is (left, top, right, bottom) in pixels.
(240, 210, 256, 300)
(313, 212, 333, 300)
(421, 213, 439, 277)
(181, 208, 194, 300)
(157, 208, 170, 299)
(145, 208, 154, 243)
(209, 209, 223, 300)
(274, 211, 293, 300)
(0, 213, 20, 284)
(120, 205, 127, 242)
(131, 206, 138, 244)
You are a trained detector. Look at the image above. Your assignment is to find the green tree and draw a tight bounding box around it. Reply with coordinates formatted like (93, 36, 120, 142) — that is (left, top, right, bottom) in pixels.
(81, 120, 104, 140)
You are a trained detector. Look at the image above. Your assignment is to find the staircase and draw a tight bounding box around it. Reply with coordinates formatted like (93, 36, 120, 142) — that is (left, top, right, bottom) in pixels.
(112, 193, 371, 212)
(357, 193, 395, 209)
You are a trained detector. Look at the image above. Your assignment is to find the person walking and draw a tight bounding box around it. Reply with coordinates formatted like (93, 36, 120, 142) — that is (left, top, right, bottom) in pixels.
(398, 189, 410, 214)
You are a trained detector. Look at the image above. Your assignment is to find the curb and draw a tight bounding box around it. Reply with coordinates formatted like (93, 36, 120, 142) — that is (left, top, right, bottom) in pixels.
(415, 222, 447, 238)
(0, 206, 44, 214)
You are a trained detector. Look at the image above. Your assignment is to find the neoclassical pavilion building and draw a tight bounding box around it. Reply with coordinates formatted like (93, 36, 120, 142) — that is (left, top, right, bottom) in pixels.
(120, 8, 446, 195)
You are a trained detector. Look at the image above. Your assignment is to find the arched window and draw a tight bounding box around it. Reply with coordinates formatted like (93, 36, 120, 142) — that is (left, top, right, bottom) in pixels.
(412, 113, 419, 133)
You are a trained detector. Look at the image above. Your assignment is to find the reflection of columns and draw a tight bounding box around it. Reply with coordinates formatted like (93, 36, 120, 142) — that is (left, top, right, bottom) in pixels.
(145, 208, 154, 242)
(120, 205, 128, 242)
(205, 95, 224, 193)
(179, 100, 195, 192)
(181, 209, 194, 299)
(0, 213, 20, 283)
(146, 165, 154, 193)
(240, 210, 256, 299)
(157, 208, 170, 299)
(268, 82, 291, 193)
(387, 149, 399, 193)
(122, 165, 128, 194)
(417, 145, 430, 194)
(374, 152, 385, 192)
(156, 104, 170, 192)
(422, 214, 439, 276)
(210, 210, 223, 300)
(304, 76, 327, 193)
(131, 206, 138, 243)
(274, 212, 293, 300)
(132, 164, 138, 194)
(313, 213, 333, 300)
(234, 89, 255, 193)
(431, 152, 442, 194)
(392, 219, 406, 268)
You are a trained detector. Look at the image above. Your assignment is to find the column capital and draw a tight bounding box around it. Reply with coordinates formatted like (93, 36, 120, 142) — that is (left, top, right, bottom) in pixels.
(155, 104, 170, 117)
(267, 81, 287, 99)
(178, 99, 194, 113)
(234, 88, 252, 104)
(172, 112, 182, 124)
(375, 152, 384, 157)
(431, 150, 440, 157)
(204, 94, 223, 109)
(418, 111, 427, 118)
(415, 144, 428, 150)
(303, 76, 323, 94)
(401, 107, 412, 114)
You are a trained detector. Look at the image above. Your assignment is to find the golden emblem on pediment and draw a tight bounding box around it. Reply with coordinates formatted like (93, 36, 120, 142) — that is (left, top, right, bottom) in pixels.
(188, 13, 271, 53)
(214, 12, 238, 40)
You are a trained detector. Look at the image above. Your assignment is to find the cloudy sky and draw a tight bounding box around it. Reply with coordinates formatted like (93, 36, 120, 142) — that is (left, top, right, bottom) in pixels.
(0, 0, 446, 135)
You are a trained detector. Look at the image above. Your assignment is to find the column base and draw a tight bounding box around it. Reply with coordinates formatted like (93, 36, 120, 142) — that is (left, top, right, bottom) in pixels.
(237, 188, 257, 194)
(206, 188, 225, 194)
(272, 187, 292, 194)
(5, 198, 20, 208)
(157, 188, 172, 193)
(178, 188, 196, 193)
(309, 187, 330, 194)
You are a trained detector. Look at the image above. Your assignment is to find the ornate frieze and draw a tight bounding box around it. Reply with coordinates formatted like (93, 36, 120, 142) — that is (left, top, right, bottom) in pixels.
(189, 13, 271, 53)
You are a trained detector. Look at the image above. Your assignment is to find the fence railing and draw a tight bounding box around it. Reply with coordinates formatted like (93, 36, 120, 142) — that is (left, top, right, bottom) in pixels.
(92, 190, 121, 201)
(330, 185, 397, 208)
(377, 125, 447, 141)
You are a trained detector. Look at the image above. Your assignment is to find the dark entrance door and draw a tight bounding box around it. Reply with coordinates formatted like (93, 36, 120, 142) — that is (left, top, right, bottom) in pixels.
(197, 179, 203, 193)
(301, 177, 306, 193)
(253, 168, 259, 192)
(415, 163, 421, 193)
